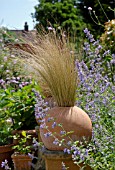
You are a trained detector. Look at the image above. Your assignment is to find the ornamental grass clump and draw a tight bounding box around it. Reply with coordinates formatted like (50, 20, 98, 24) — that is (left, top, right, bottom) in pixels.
(24, 32, 78, 107)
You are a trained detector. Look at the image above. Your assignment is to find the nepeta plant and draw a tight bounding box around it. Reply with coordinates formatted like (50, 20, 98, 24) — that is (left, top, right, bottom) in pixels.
(83, 28, 115, 83)
(74, 28, 115, 169)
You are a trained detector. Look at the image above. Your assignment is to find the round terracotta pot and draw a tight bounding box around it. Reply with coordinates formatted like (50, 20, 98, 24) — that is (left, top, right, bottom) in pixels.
(0, 144, 14, 170)
(11, 153, 32, 170)
(40, 106, 92, 150)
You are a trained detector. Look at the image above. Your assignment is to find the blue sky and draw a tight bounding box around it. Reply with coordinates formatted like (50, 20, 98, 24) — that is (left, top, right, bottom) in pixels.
(0, 0, 38, 30)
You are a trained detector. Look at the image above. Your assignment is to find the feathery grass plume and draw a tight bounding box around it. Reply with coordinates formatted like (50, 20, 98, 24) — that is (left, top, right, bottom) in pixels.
(19, 31, 78, 107)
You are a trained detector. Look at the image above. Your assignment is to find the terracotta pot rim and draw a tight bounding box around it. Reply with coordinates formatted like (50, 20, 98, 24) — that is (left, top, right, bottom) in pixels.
(0, 143, 14, 147)
(41, 148, 72, 159)
(12, 129, 36, 135)
(11, 153, 32, 159)
(0, 144, 14, 153)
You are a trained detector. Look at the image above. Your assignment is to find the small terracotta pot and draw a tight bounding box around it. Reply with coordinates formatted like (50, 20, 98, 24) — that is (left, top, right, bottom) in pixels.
(40, 106, 92, 150)
(0, 144, 14, 170)
(11, 153, 32, 170)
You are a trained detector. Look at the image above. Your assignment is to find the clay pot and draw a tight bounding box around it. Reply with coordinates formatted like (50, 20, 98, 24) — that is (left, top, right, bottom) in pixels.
(0, 144, 14, 170)
(41, 148, 92, 170)
(11, 153, 32, 170)
(40, 106, 92, 150)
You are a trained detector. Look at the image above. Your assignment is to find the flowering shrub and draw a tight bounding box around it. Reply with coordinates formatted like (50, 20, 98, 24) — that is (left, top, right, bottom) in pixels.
(72, 29, 115, 169)
(0, 32, 32, 90)
(74, 61, 115, 169)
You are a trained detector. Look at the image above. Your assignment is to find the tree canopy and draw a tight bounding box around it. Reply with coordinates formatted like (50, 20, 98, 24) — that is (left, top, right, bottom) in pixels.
(32, 0, 114, 37)
(32, 0, 86, 36)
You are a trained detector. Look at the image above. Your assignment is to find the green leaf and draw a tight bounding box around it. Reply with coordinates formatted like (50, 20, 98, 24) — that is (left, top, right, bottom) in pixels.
(21, 131, 26, 137)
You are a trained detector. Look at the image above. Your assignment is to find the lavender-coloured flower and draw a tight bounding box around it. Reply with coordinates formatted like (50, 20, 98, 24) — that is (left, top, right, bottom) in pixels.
(47, 117, 54, 122)
(110, 59, 115, 64)
(1, 160, 11, 170)
(94, 93, 99, 97)
(40, 122, 46, 129)
(44, 132, 52, 138)
(35, 111, 46, 120)
(60, 130, 66, 135)
(84, 28, 95, 42)
(103, 50, 110, 57)
(84, 149, 89, 156)
(53, 138, 59, 145)
(28, 153, 34, 159)
(1, 160, 8, 168)
(84, 28, 89, 34)
(97, 45, 102, 50)
(63, 148, 68, 153)
(73, 150, 78, 156)
(52, 121, 57, 128)
(4, 56, 7, 61)
(67, 149, 71, 154)
(67, 141, 72, 146)
(80, 154, 85, 161)
(0, 79, 5, 84)
(62, 162, 68, 170)
(93, 40, 99, 46)
(77, 150, 81, 155)
(95, 124, 99, 128)
(19, 84, 22, 88)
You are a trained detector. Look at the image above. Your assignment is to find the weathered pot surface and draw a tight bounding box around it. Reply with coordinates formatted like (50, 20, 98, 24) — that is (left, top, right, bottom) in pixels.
(11, 153, 32, 170)
(41, 147, 92, 170)
(40, 106, 92, 150)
